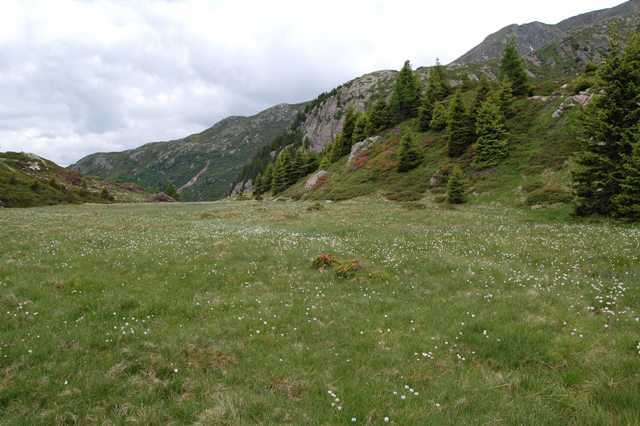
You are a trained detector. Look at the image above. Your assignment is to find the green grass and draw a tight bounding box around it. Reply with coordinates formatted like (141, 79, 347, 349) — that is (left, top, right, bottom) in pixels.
(1, 200, 638, 424)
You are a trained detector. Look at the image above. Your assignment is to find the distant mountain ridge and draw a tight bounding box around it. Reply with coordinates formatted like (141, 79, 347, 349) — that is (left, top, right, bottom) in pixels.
(71, 103, 304, 201)
(453, 0, 640, 64)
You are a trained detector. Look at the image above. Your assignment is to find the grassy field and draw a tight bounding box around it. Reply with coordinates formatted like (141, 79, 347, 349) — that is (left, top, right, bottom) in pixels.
(1, 199, 639, 425)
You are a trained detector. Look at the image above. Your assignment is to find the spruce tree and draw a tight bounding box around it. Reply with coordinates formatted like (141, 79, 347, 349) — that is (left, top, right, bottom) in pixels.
(366, 98, 390, 135)
(613, 141, 640, 219)
(495, 79, 515, 118)
(472, 101, 508, 170)
(470, 74, 492, 128)
(330, 133, 346, 162)
(397, 129, 423, 172)
(429, 101, 448, 131)
(499, 39, 530, 97)
(417, 59, 449, 131)
(262, 162, 274, 193)
(352, 114, 368, 143)
(304, 151, 320, 175)
(253, 174, 263, 195)
(389, 60, 422, 124)
(272, 150, 292, 194)
(573, 34, 640, 217)
(447, 89, 475, 157)
(319, 156, 331, 171)
(447, 166, 467, 204)
(342, 106, 359, 147)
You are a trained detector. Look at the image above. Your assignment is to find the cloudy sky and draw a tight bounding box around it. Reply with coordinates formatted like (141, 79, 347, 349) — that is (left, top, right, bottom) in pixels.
(0, 0, 625, 165)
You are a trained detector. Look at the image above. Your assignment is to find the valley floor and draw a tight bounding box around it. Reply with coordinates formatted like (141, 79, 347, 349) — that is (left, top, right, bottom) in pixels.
(1, 199, 639, 424)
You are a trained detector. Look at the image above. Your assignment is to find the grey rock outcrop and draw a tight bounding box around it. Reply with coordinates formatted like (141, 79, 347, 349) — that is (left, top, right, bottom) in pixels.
(347, 136, 380, 166)
(305, 171, 328, 192)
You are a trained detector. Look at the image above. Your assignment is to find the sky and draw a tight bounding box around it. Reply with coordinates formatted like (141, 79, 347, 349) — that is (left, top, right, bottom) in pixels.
(0, 0, 626, 166)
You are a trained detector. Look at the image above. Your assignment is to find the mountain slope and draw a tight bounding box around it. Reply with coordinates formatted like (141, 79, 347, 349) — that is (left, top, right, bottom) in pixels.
(0, 152, 150, 207)
(71, 103, 304, 201)
(454, 0, 640, 64)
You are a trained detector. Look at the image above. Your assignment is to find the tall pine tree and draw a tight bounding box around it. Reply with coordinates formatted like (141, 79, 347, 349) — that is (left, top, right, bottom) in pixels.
(417, 59, 450, 130)
(389, 60, 422, 124)
(366, 98, 390, 135)
(447, 89, 475, 157)
(472, 101, 508, 170)
(447, 166, 467, 204)
(470, 74, 492, 128)
(429, 101, 448, 131)
(573, 34, 640, 217)
(499, 39, 530, 97)
(613, 140, 640, 219)
(397, 129, 423, 172)
(352, 114, 369, 143)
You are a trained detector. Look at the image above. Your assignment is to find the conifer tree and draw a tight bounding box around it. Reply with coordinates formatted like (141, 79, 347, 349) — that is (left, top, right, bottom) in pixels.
(397, 129, 423, 172)
(253, 174, 263, 195)
(447, 89, 475, 157)
(573, 34, 640, 217)
(319, 155, 331, 171)
(272, 150, 292, 194)
(352, 114, 369, 144)
(429, 101, 448, 131)
(165, 184, 179, 200)
(418, 59, 449, 130)
(499, 39, 530, 97)
(389, 60, 422, 124)
(447, 166, 467, 204)
(304, 151, 320, 175)
(342, 105, 359, 147)
(330, 133, 346, 162)
(262, 162, 274, 193)
(291, 149, 305, 182)
(366, 98, 390, 135)
(495, 79, 515, 118)
(613, 141, 640, 219)
(470, 74, 492, 127)
(472, 102, 508, 170)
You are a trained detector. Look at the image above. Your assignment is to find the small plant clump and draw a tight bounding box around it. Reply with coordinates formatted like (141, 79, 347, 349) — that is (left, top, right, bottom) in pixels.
(311, 254, 363, 279)
(311, 253, 338, 270)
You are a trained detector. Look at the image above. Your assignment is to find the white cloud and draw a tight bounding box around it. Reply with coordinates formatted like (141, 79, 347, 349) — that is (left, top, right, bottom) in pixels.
(0, 0, 626, 165)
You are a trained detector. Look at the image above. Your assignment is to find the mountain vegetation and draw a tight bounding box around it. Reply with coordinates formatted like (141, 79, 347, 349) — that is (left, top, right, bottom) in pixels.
(0, 152, 150, 207)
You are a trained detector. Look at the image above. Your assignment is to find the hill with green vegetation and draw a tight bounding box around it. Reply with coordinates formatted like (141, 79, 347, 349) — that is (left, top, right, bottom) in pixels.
(70, 103, 305, 201)
(0, 152, 150, 208)
(234, 11, 640, 222)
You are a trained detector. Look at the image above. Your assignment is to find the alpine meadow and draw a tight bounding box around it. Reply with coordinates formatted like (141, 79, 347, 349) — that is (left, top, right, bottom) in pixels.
(2, 1, 640, 425)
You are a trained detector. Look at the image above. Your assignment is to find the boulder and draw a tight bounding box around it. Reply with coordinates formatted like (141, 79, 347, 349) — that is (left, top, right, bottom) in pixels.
(347, 136, 380, 166)
(147, 192, 176, 203)
(305, 170, 328, 191)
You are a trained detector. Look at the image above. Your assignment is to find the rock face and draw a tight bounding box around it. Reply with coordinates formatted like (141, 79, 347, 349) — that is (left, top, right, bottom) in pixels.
(553, 89, 595, 118)
(300, 71, 398, 151)
(347, 136, 380, 166)
(230, 179, 253, 196)
(305, 171, 328, 192)
(147, 192, 176, 203)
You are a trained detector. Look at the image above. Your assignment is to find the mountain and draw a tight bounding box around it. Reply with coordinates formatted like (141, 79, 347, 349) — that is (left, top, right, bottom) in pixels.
(71, 1, 639, 202)
(0, 152, 150, 208)
(71, 103, 305, 201)
(453, 0, 640, 64)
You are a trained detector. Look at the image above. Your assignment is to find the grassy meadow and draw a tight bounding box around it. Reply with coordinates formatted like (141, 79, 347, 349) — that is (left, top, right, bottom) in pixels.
(1, 199, 639, 425)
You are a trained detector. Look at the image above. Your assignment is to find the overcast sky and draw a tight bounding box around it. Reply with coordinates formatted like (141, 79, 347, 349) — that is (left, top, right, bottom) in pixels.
(0, 0, 626, 165)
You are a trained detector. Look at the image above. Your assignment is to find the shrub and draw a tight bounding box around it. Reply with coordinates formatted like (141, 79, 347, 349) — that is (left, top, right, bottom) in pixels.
(311, 254, 338, 270)
(333, 260, 362, 280)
